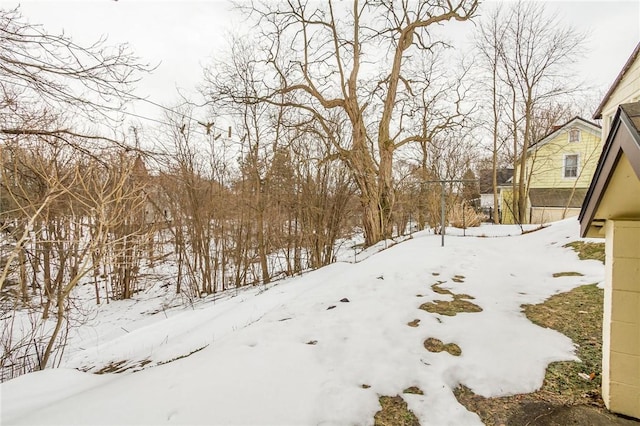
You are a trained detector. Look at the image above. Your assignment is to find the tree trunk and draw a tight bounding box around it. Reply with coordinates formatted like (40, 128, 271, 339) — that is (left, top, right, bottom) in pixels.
(517, 98, 532, 224)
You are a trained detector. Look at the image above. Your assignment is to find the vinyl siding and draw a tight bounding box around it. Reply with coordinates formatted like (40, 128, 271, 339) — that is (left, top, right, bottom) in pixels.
(525, 126, 601, 189)
(600, 56, 640, 139)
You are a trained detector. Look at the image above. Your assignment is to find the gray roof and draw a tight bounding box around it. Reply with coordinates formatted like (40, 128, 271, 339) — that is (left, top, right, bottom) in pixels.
(529, 188, 587, 209)
(478, 168, 513, 194)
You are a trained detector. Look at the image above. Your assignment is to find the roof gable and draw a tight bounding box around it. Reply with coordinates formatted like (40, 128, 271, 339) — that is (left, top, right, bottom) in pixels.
(593, 42, 640, 120)
(580, 102, 640, 237)
(528, 116, 601, 153)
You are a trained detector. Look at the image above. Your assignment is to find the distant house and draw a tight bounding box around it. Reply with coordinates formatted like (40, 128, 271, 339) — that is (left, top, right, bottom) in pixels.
(478, 168, 512, 222)
(524, 117, 602, 223)
(501, 117, 601, 224)
(580, 102, 640, 420)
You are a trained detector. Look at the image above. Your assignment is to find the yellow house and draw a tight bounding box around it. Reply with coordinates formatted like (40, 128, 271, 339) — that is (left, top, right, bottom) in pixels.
(580, 102, 640, 420)
(501, 117, 601, 224)
(594, 43, 640, 141)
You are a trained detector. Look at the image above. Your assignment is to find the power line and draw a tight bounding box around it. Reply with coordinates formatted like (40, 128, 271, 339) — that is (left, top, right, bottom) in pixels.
(133, 96, 233, 137)
(118, 98, 239, 143)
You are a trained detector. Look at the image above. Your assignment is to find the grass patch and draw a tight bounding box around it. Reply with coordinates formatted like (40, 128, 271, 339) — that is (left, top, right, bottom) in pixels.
(564, 241, 605, 263)
(553, 271, 584, 278)
(522, 284, 602, 399)
(93, 359, 152, 374)
(452, 275, 466, 283)
(403, 386, 424, 395)
(454, 284, 606, 425)
(420, 298, 482, 316)
(407, 319, 420, 327)
(431, 282, 450, 295)
(157, 345, 208, 366)
(456, 293, 475, 300)
(374, 395, 420, 426)
(424, 338, 462, 356)
(422, 282, 482, 316)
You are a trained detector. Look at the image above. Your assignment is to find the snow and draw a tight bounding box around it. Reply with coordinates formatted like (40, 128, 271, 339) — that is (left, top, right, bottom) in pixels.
(1, 218, 605, 425)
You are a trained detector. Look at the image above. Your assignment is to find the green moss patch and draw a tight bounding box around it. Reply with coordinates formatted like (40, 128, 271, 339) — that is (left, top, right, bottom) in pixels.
(564, 241, 605, 263)
(424, 338, 462, 356)
(374, 395, 420, 426)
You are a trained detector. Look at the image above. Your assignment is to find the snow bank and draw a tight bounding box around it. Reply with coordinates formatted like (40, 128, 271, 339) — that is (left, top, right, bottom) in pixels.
(1, 218, 604, 425)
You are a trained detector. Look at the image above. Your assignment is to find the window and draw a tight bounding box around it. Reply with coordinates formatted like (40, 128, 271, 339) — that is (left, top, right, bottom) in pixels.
(564, 154, 578, 178)
(569, 128, 580, 143)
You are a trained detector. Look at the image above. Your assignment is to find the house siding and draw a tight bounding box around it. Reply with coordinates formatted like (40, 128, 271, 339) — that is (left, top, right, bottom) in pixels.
(529, 207, 581, 224)
(600, 56, 640, 139)
(603, 220, 640, 419)
(526, 126, 601, 189)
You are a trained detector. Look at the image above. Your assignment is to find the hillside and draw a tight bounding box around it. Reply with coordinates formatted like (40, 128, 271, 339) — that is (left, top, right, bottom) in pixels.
(1, 219, 605, 426)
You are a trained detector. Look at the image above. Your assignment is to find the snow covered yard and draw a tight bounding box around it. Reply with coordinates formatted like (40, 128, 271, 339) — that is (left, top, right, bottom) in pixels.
(0, 219, 604, 425)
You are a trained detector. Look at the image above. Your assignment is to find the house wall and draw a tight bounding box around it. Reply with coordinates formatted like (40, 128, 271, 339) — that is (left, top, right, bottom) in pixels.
(499, 187, 515, 224)
(529, 207, 580, 224)
(480, 193, 494, 209)
(603, 219, 640, 419)
(600, 55, 640, 139)
(525, 125, 601, 189)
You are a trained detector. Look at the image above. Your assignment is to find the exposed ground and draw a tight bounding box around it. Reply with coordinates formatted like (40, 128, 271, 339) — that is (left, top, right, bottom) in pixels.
(454, 242, 638, 425)
(378, 241, 638, 425)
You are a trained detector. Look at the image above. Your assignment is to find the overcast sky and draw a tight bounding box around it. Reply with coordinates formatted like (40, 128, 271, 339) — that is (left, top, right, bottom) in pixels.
(6, 0, 640, 126)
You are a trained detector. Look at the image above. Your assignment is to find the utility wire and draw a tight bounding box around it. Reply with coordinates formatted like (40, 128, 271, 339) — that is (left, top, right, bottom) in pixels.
(118, 97, 241, 143)
(132, 96, 233, 137)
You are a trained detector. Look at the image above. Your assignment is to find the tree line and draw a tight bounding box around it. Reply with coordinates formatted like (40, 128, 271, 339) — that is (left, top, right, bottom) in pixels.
(0, 0, 589, 379)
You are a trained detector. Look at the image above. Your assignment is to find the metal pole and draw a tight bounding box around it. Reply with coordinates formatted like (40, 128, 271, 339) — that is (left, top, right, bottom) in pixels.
(463, 199, 466, 237)
(441, 181, 445, 247)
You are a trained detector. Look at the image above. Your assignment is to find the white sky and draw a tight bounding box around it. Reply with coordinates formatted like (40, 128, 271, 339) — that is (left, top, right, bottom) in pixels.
(6, 0, 640, 126)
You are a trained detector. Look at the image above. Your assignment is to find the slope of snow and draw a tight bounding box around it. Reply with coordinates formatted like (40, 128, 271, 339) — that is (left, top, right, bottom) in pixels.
(1, 218, 604, 426)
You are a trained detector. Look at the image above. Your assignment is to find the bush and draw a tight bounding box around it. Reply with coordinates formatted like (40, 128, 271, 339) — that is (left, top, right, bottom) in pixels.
(449, 203, 482, 228)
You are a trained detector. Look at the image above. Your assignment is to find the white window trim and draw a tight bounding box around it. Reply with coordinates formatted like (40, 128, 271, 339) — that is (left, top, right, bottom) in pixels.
(562, 153, 579, 179)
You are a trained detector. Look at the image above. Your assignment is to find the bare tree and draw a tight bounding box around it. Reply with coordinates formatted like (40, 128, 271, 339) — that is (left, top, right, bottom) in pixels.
(0, 7, 149, 147)
(494, 1, 584, 223)
(475, 6, 508, 224)
(223, 0, 478, 246)
(0, 135, 155, 375)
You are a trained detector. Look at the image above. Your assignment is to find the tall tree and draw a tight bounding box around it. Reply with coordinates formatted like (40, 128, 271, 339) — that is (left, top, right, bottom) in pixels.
(229, 0, 478, 245)
(499, 2, 584, 222)
(475, 6, 507, 224)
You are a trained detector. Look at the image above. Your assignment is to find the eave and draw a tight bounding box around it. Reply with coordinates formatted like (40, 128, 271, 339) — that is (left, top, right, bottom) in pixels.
(580, 103, 640, 237)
